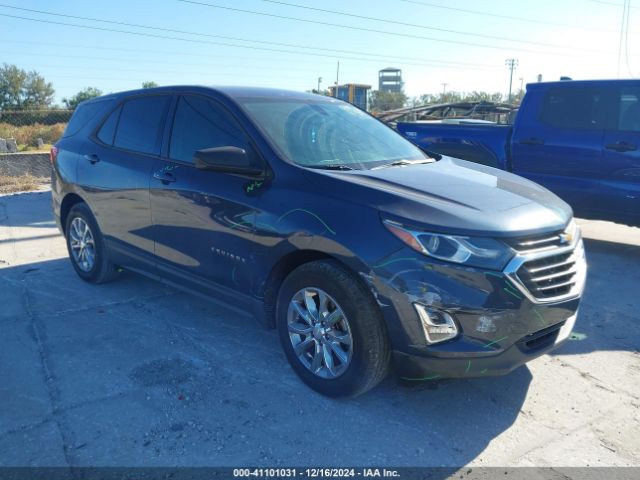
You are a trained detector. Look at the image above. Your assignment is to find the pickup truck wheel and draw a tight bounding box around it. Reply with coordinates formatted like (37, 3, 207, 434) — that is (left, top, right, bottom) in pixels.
(276, 260, 390, 397)
(65, 203, 118, 284)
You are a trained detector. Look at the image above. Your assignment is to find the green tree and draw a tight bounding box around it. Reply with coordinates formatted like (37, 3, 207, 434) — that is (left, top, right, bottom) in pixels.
(412, 91, 506, 107)
(142, 81, 158, 89)
(370, 90, 408, 112)
(439, 91, 463, 103)
(62, 87, 102, 109)
(0, 63, 55, 110)
(418, 93, 438, 104)
(463, 91, 504, 103)
(416, 91, 464, 105)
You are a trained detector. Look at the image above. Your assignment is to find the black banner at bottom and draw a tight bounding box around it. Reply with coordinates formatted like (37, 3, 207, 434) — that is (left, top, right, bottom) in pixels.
(0, 467, 638, 480)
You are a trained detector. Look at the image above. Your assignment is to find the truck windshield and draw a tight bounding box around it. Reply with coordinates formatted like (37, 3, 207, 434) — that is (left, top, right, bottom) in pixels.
(239, 98, 429, 170)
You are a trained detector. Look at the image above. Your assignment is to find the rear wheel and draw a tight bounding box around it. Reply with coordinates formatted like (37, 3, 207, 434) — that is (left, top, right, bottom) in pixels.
(65, 203, 118, 284)
(276, 260, 390, 397)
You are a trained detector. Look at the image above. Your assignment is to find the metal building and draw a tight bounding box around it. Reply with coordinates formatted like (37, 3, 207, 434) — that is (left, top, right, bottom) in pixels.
(378, 67, 403, 93)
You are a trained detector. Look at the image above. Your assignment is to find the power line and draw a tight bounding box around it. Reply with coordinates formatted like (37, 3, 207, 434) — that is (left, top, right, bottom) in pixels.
(0, 12, 502, 70)
(0, 39, 319, 65)
(0, 39, 494, 70)
(618, 0, 628, 75)
(0, 51, 338, 75)
(586, 0, 637, 8)
(43, 75, 314, 91)
(20, 64, 319, 81)
(399, 0, 615, 30)
(0, 4, 501, 68)
(624, 0, 636, 76)
(177, 0, 606, 55)
(0, 43, 495, 71)
(18, 53, 450, 81)
(245, 0, 600, 47)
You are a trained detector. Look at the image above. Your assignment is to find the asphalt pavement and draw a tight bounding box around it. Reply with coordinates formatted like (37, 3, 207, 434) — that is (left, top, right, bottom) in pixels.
(1, 188, 638, 468)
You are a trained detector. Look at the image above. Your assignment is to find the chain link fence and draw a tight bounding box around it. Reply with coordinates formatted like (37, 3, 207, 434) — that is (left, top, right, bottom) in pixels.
(0, 109, 71, 153)
(0, 152, 52, 180)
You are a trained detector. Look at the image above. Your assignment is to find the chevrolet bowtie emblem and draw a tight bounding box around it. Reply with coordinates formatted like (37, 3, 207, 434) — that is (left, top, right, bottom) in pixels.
(559, 231, 573, 244)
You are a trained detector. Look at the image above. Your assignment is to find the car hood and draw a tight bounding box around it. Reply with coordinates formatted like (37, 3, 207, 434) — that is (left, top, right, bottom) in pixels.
(307, 157, 572, 237)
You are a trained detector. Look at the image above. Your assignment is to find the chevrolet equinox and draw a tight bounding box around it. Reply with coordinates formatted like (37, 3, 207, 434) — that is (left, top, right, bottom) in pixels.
(52, 86, 586, 397)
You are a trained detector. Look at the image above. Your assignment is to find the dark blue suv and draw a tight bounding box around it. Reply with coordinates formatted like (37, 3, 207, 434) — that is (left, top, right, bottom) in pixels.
(52, 86, 586, 397)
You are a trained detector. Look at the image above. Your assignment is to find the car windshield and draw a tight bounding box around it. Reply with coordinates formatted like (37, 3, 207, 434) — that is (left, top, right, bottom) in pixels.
(238, 97, 429, 169)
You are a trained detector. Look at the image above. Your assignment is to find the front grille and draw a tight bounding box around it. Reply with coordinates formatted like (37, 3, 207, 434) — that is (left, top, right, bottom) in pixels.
(517, 250, 579, 299)
(504, 222, 586, 303)
(505, 230, 565, 253)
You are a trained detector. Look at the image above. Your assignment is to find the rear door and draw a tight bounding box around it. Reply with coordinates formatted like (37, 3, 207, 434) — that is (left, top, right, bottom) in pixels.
(600, 85, 640, 225)
(511, 85, 611, 216)
(150, 94, 263, 295)
(79, 94, 171, 268)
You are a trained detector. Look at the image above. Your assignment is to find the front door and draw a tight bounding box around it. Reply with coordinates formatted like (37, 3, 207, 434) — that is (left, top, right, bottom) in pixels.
(150, 94, 264, 295)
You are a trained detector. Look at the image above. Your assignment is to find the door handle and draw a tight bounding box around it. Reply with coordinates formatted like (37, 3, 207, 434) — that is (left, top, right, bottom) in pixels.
(84, 154, 100, 164)
(153, 171, 177, 184)
(605, 141, 637, 152)
(518, 137, 545, 146)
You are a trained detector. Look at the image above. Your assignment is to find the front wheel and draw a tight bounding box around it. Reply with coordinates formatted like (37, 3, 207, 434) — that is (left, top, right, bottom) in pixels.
(276, 260, 391, 397)
(65, 202, 118, 284)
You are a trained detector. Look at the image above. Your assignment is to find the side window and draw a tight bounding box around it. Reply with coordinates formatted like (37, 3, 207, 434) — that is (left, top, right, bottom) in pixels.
(169, 95, 250, 163)
(618, 88, 640, 132)
(113, 95, 170, 155)
(97, 105, 121, 145)
(539, 87, 607, 130)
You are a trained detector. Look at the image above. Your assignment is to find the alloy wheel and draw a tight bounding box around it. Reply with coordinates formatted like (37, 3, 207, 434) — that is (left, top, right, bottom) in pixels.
(287, 287, 353, 379)
(69, 217, 96, 272)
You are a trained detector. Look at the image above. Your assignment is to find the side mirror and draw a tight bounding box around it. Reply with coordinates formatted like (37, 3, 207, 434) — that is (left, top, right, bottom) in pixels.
(194, 146, 263, 176)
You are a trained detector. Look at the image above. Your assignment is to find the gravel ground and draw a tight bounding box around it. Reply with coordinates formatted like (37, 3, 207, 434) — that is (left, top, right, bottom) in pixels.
(0, 189, 638, 469)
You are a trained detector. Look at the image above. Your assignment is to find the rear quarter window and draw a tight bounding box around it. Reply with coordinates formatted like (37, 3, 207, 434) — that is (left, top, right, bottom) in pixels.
(96, 105, 122, 145)
(62, 99, 114, 138)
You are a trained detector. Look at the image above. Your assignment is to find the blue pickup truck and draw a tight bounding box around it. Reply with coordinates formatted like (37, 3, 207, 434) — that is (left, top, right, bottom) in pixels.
(397, 79, 640, 227)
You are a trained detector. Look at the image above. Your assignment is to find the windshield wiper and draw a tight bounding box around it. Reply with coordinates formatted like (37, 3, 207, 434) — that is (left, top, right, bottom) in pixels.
(305, 164, 355, 171)
(373, 159, 435, 169)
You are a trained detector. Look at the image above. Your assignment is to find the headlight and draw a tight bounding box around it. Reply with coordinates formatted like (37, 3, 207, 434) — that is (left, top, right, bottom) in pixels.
(383, 219, 514, 270)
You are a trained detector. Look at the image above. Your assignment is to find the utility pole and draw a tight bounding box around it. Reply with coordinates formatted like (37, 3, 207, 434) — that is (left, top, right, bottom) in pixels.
(441, 83, 448, 100)
(518, 77, 524, 101)
(505, 58, 518, 104)
(317, 77, 322, 93)
(335, 61, 340, 97)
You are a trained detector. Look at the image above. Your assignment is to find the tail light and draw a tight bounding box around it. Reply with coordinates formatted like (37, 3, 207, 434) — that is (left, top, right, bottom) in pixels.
(50, 146, 58, 164)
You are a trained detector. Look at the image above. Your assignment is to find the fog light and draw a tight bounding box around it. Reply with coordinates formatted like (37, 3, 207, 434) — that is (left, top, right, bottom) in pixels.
(414, 304, 459, 344)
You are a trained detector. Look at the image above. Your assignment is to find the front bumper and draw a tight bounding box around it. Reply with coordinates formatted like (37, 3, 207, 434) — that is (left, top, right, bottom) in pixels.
(394, 309, 578, 380)
(368, 238, 585, 380)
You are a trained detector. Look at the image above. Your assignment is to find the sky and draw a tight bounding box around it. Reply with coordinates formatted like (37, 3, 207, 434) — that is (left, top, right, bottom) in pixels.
(0, 0, 638, 105)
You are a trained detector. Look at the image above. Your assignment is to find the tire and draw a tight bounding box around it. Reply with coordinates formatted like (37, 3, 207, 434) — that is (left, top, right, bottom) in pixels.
(276, 260, 390, 398)
(65, 202, 119, 284)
